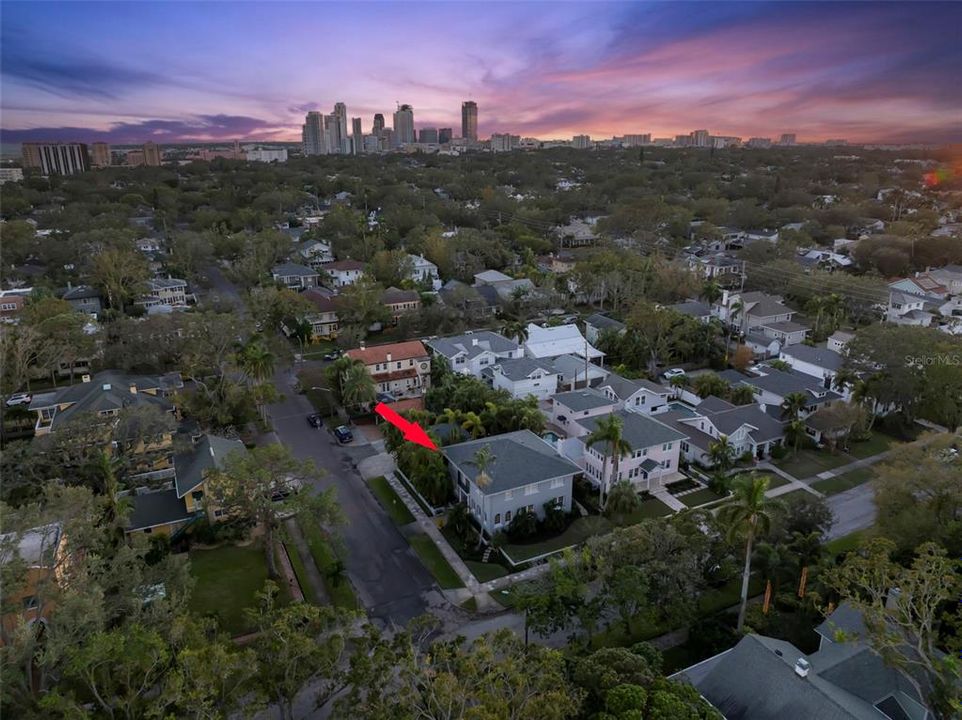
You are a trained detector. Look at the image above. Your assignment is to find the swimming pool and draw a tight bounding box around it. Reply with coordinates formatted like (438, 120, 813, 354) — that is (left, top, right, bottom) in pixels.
(542, 431, 561, 444)
(667, 401, 698, 417)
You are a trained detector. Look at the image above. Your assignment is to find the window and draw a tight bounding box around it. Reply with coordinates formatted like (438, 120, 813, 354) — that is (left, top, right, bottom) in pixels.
(22, 595, 39, 610)
(583, 410, 589, 416)
(524, 483, 538, 496)
(554, 496, 564, 506)
(550, 478, 564, 489)
(396, 362, 402, 369)
(504, 489, 513, 500)
(143, 527, 153, 534)
(526, 504, 535, 513)
(192, 490, 204, 502)
(494, 513, 501, 524)
(662, 442, 673, 451)
(505, 510, 512, 522)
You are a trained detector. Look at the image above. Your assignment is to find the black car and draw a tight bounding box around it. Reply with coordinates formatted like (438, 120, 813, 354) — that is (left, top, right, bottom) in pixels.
(307, 413, 323, 428)
(333, 425, 353, 444)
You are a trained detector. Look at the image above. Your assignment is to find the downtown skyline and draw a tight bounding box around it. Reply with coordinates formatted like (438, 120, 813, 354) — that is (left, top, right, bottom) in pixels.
(1, 1, 961, 146)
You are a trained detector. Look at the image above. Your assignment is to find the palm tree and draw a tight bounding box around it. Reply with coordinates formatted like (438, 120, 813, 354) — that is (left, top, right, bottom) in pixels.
(700, 280, 723, 306)
(340, 362, 376, 411)
(719, 472, 773, 632)
(726, 299, 745, 363)
(730, 385, 756, 406)
(470, 445, 495, 488)
(501, 320, 528, 344)
(585, 414, 632, 508)
(832, 367, 857, 395)
(325, 355, 359, 404)
(237, 340, 275, 422)
(787, 531, 824, 598)
(781, 391, 808, 421)
(785, 417, 807, 457)
(604, 480, 641, 523)
(708, 434, 736, 471)
(806, 296, 827, 338)
(460, 411, 486, 439)
(438, 407, 463, 426)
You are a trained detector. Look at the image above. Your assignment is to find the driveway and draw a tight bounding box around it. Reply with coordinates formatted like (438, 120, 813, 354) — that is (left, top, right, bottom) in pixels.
(266, 364, 436, 626)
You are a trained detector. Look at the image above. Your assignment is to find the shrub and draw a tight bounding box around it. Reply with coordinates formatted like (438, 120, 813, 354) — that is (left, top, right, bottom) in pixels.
(769, 444, 788, 460)
(542, 502, 567, 533)
(506, 509, 537, 540)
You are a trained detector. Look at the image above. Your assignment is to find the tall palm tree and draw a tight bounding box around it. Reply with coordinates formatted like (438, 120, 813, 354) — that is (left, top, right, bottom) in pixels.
(438, 407, 463, 426)
(585, 414, 632, 508)
(806, 295, 827, 338)
(340, 362, 376, 411)
(471, 446, 495, 488)
(701, 280, 723, 306)
(236, 340, 275, 422)
(719, 472, 773, 632)
(726, 299, 744, 364)
(708, 434, 736, 471)
(460, 411, 486, 439)
(787, 531, 824, 598)
(781, 391, 808, 421)
(501, 320, 528, 344)
(785, 417, 807, 457)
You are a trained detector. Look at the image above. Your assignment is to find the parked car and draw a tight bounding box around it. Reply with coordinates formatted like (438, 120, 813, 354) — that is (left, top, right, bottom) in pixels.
(333, 425, 354, 444)
(663, 368, 686, 380)
(323, 350, 342, 361)
(307, 413, 322, 428)
(5, 393, 32, 407)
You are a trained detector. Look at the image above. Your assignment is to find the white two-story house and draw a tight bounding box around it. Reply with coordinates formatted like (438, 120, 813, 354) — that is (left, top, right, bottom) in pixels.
(271, 263, 320, 291)
(320, 259, 366, 289)
(597, 373, 670, 415)
(551, 388, 620, 437)
(442, 430, 581, 540)
(426, 331, 522, 378)
(569, 410, 687, 495)
(488, 358, 559, 401)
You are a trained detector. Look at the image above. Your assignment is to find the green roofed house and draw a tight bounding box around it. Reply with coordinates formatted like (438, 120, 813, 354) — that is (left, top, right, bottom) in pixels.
(442, 430, 582, 536)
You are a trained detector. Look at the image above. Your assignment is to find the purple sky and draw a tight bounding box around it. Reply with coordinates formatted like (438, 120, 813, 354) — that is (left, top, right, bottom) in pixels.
(2, 1, 960, 145)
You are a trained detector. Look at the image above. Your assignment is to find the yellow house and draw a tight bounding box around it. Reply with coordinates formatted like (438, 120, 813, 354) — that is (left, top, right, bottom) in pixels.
(1, 523, 68, 644)
(125, 435, 246, 536)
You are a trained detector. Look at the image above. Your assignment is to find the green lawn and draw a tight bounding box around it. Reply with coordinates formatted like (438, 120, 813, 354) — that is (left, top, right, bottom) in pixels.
(827, 530, 868, 557)
(502, 516, 611, 564)
(811, 467, 875, 496)
(409, 533, 465, 589)
(680, 488, 726, 508)
(846, 432, 894, 459)
(465, 560, 509, 583)
(284, 541, 317, 604)
(368, 476, 416, 525)
(189, 544, 287, 636)
(775, 449, 852, 479)
(297, 519, 359, 609)
(615, 496, 676, 524)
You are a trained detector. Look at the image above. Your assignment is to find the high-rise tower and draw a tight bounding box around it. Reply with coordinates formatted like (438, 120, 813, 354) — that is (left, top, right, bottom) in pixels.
(461, 101, 478, 141)
(373, 113, 385, 135)
(393, 104, 415, 145)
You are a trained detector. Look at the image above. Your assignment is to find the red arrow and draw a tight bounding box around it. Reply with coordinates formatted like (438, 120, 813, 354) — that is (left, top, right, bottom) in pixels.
(374, 402, 438, 451)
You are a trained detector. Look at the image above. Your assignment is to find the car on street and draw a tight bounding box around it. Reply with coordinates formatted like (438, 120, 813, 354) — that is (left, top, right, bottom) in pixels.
(323, 350, 342, 361)
(5, 393, 32, 407)
(307, 413, 323, 428)
(662, 368, 686, 380)
(333, 425, 354, 444)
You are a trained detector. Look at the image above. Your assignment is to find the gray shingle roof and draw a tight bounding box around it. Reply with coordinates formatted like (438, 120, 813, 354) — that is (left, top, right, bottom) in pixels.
(174, 435, 246, 498)
(494, 357, 556, 382)
(426, 331, 519, 360)
(728, 367, 841, 404)
(761, 320, 811, 333)
(442, 430, 581, 494)
(580, 410, 687, 452)
(127, 488, 195, 532)
(599, 373, 666, 400)
(553, 388, 616, 413)
(697, 395, 736, 413)
(669, 300, 711, 318)
(272, 263, 318, 277)
(61, 284, 101, 300)
(584, 313, 626, 331)
(709, 404, 785, 443)
(780, 343, 845, 371)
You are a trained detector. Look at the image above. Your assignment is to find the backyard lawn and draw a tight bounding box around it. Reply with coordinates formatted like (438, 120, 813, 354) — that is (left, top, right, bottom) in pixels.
(368, 476, 416, 525)
(409, 533, 465, 589)
(189, 544, 286, 636)
(680, 488, 726, 508)
(613, 495, 676, 524)
(811, 467, 875, 496)
(502, 516, 611, 564)
(775, 448, 852, 479)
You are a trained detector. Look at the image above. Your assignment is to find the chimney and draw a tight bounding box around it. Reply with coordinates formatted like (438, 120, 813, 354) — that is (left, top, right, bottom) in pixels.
(885, 587, 902, 611)
(794, 658, 811, 678)
(81, 374, 91, 383)
(472, 338, 478, 346)
(102, 383, 111, 391)
(758, 403, 766, 413)
(129, 383, 138, 395)
(386, 353, 392, 362)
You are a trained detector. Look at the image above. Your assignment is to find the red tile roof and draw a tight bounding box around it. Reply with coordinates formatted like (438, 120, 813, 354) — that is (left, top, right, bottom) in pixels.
(346, 340, 429, 365)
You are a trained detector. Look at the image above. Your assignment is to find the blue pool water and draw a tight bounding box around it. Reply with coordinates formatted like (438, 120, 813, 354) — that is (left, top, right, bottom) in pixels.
(667, 401, 698, 417)
(542, 431, 561, 443)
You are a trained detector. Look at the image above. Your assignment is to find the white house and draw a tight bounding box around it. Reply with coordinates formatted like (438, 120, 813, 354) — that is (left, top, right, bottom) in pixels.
(442, 431, 581, 538)
(778, 344, 847, 392)
(320, 259, 366, 289)
(138, 277, 189, 310)
(551, 354, 609, 390)
(597, 373, 671, 415)
(407, 254, 440, 286)
(719, 366, 843, 419)
(569, 410, 687, 494)
(298, 240, 334, 266)
(886, 289, 933, 327)
(827, 330, 854, 354)
(426, 331, 522, 378)
(489, 358, 560, 401)
(551, 388, 619, 437)
(524, 323, 604, 362)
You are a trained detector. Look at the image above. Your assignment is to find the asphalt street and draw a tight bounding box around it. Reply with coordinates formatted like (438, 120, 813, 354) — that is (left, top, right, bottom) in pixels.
(203, 264, 435, 627)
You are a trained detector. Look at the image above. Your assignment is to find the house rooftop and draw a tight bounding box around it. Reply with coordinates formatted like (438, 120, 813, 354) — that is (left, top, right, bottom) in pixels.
(426, 330, 519, 361)
(61, 284, 101, 301)
(780, 343, 846, 371)
(525, 323, 604, 360)
(0, 523, 62, 567)
(126, 488, 195, 533)
(584, 313, 626, 331)
(382, 286, 419, 304)
(553, 387, 615, 413)
(272, 262, 318, 277)
(760, 320, 811, 334)
(442, 430, 581, 494)
(322, 259, 366, 271)
(474, 269, 512, 284)
(598, 372, 665, 400)
(580, 410, 687, 452)
(669, 300, 712, 318)
(346, 340, 429, 365)
(174, 434, 246, 498)
(303, 288, 338, 312)
(493, 357, 556, 382)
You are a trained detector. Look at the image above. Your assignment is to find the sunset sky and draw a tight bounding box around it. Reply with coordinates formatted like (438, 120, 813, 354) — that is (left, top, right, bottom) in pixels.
(2, 1, 960, 145)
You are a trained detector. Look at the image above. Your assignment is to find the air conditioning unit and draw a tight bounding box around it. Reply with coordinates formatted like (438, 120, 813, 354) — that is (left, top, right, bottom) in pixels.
(794, 658, 811, 678)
